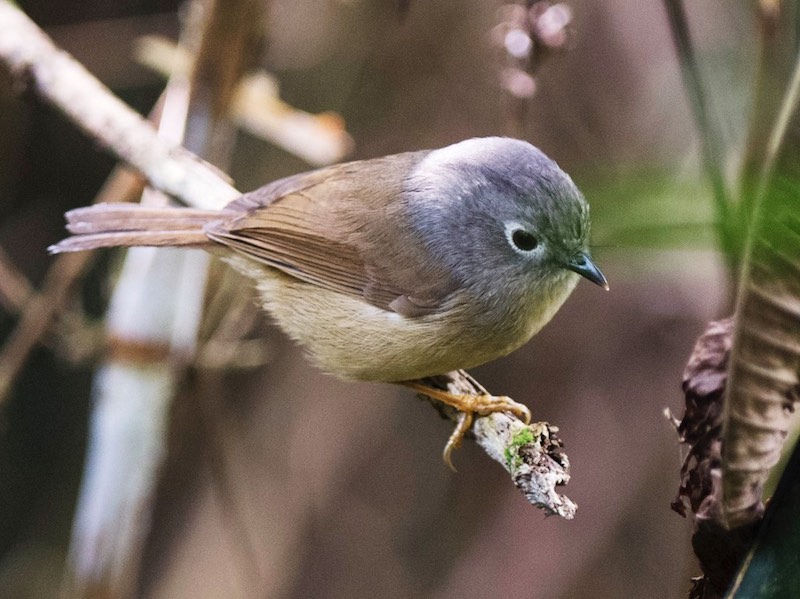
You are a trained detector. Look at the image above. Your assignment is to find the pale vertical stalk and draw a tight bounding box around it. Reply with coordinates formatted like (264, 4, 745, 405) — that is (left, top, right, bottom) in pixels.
(67, 359, 178, 594)
(64, 74, 209, 597)
(63, 0, 262, 593)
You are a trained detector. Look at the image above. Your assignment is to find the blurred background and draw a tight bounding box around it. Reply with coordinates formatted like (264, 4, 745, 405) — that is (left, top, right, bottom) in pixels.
(0, 0, 754, 597)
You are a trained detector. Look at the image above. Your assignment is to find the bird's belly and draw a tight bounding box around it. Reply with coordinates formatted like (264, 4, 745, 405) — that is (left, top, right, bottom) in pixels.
(224, 256, 577, 383)
(263, 282, 497, 381)
(225, 256, 518, 382)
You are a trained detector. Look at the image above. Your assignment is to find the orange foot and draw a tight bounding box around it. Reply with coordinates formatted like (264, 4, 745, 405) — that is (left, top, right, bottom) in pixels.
(402, 381, 531, 470)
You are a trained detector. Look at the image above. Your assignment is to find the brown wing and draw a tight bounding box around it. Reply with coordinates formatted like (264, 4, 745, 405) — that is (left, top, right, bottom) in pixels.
(205, 153, 458, 315)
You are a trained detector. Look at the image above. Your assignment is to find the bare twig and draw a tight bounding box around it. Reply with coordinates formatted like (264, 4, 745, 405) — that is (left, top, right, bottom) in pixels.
(62, 0, 276, 594)
(135, 36, 354, 165)
(0, 167, 145, 406)
(420, 371, 575, 518)
(0, 245, 34, 313)
(0, 1, 238, 210)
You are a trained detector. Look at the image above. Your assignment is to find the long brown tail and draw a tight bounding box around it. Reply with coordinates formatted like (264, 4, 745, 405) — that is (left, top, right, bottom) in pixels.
(49, 203, 229, 253)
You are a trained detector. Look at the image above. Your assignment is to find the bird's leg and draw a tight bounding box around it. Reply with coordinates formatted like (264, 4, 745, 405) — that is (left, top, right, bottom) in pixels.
(401, 378, 532, 470)
(441, 411, 472, 470)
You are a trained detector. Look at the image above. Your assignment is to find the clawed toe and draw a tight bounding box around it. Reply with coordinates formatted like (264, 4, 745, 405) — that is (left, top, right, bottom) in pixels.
(401, 381, 532, 469)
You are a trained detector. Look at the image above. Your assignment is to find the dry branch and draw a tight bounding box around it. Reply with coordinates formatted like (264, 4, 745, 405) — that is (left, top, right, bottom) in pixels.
(0, 245, 34, 313)
(135, 36, 354, 166)
(0, 167, 145, 406)
(0, 1, 238, 210)
(422, 371, 575, 518)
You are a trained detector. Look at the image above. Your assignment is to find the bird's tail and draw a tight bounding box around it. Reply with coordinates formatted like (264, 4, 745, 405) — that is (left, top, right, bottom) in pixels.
(49, 203, 227, 253)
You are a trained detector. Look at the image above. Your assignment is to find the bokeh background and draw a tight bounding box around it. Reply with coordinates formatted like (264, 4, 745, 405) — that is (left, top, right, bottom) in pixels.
(0, 0, 754, 597)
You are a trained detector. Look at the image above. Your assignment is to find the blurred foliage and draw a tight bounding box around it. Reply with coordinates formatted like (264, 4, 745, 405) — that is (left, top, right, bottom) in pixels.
(586, 170, 715, 251)
(663, 0, 800, 596)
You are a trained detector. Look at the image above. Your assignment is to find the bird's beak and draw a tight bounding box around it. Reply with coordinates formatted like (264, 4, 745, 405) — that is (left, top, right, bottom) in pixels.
(566, 253, 609, 290)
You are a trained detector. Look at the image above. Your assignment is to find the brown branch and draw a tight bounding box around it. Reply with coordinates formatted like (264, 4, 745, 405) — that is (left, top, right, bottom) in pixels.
(0, 1, 239, 210)
(0, 167, 145, 406)
(0, 245, 34, 313)
(420, 371, 576, 518)
(135, 36, 354, 165)
(57, 0, 270, 595)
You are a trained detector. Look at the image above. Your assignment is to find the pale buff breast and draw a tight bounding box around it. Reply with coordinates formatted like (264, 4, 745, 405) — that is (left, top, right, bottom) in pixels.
(224, 255, 576, 382)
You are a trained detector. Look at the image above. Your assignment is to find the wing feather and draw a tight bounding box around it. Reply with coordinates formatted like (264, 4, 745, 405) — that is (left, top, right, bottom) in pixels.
(207, 152, 457, 314)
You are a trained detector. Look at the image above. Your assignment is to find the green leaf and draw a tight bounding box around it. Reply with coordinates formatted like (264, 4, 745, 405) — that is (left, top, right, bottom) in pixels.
(721, 60, 800, 528)
(727, 438, 800, 598)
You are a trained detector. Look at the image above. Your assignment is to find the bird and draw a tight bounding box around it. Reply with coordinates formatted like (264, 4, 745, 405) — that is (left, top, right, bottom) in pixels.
(50, 137, 608, 467)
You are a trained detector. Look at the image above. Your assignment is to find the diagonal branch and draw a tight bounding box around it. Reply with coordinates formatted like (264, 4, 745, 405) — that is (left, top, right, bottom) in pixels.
(0, 1, 239, 210)
(0, 245, 34, 314)
(0, 167, 145, 406)
(421, 371, 576, 518)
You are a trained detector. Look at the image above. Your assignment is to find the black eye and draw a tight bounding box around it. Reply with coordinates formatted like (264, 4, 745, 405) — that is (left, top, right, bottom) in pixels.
(511, 229, 539, 252)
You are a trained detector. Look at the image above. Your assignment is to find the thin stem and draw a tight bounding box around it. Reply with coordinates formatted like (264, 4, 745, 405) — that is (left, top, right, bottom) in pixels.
(0, 167, 145, 407)
(0, 1, 239, 209)
(0, 245, 33, 313)
(662, 0, 736, 270)
(738, 3, 792, 222)
(757, 46, 800, 193)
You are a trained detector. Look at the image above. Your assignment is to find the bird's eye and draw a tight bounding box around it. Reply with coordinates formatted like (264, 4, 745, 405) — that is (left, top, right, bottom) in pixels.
(511, 229, 539, 252)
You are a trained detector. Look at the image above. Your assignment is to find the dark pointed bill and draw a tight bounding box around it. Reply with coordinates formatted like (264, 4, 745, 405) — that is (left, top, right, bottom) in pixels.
(566, 253, 609, 290)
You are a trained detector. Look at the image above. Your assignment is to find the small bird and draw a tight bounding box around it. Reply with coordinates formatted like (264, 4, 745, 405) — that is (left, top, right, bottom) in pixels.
(51, 137, 608, 467)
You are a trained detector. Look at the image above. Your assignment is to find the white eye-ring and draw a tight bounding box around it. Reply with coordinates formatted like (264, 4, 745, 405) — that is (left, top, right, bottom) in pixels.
(505, 222, 539, 254)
